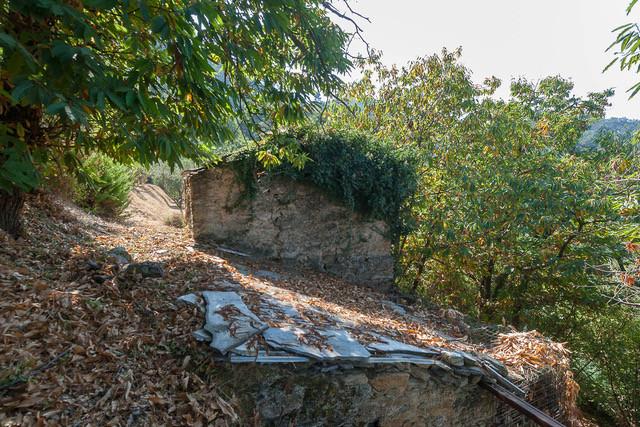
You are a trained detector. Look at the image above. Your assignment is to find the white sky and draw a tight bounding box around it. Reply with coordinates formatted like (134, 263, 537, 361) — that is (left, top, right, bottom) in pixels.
(344, 0, 640, 118)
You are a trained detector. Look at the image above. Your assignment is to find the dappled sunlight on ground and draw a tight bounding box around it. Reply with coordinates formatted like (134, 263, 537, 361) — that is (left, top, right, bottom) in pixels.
(0, 192, 579, 425)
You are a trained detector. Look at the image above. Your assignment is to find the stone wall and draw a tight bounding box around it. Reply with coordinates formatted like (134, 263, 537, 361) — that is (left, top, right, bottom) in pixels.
(183, 167, 394, 287)
(215, 362, 496, 426)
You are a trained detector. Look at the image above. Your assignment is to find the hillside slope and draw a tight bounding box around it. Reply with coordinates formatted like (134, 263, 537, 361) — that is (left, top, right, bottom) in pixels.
(0, 192, 581, 425)
(124, 183, 182, 225)
(579, 117, 640, 147)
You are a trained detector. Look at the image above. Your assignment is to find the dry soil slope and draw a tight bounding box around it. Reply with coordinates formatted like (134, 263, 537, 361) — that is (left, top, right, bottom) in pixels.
(124, 183, 182, 225)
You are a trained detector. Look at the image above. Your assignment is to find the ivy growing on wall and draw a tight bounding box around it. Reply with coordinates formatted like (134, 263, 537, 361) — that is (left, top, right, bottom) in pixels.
(228, 127, 418, 239)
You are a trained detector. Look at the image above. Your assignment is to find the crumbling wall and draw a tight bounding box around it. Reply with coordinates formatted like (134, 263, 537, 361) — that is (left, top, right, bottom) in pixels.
(183, 167, 394, 287)
(215, 363, 496, 426)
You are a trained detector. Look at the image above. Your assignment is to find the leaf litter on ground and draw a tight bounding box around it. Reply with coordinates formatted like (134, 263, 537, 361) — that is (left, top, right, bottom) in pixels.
(0, 192, 581, 425)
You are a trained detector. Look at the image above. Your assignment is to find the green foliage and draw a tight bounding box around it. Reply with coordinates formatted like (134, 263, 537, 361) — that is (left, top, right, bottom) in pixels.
(0, 0, 356, 194)
(74, 153, 133, 217)
(137, 159, 199, 202)
(565, 310, 640, 426)
(607, 2, 640, 97)
(232, 128, 418, 238)
(328, 49, 639, 423)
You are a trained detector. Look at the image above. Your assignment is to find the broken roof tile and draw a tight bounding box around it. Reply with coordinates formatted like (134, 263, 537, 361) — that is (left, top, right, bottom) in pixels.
(177, 293, 205, 312)
(193, 328, 213, 342)
(259, 295, 306, 322)
(202, 291, 268, 354)
(263, 326, 370, 362)
(366, 334, 440, 357)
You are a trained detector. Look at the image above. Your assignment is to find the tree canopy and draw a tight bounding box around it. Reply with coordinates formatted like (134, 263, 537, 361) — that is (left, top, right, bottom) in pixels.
(325, 49, 640, 424)
(0, 0, 357, 198)
(607, 0, 640, 97)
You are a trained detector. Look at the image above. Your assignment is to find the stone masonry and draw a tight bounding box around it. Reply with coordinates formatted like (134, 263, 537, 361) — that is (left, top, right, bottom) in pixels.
(183, 166, 394, 287)
(214, 363, 496, 426)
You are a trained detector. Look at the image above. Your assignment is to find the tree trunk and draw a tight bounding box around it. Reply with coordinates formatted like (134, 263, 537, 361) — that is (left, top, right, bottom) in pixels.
(411, 253, 428, 293)
(480, 258, 495, 301)
(511, 273, 530, 328)
(0, 187, 25, 238)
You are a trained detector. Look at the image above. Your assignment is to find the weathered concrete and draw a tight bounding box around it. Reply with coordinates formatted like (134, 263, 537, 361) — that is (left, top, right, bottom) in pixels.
(183, 167, 394, 287)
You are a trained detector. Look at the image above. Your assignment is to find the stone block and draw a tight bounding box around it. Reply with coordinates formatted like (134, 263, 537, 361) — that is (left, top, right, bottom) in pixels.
(369, 372, 410, 392)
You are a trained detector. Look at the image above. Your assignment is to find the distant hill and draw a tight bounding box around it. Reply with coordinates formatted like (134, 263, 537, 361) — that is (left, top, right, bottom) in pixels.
(579, 117, 640, 148)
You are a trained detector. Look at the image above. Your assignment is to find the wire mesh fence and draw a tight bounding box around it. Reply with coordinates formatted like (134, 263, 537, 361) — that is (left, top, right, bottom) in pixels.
(493, 366, 566, 426)
(466, 323, 570, 426)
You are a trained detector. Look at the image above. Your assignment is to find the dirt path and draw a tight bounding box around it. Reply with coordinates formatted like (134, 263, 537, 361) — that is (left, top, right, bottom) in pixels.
(0, 195, 236, 426)
(123, 184, 182, 226)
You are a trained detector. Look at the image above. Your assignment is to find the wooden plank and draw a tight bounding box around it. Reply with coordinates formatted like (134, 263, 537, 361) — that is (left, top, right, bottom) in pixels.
(480, 381, 566, 427)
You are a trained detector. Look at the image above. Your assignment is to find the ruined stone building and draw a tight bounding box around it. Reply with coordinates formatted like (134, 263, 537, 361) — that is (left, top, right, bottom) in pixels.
(183, 166, 394, 287)
(181, 164, 574, 426)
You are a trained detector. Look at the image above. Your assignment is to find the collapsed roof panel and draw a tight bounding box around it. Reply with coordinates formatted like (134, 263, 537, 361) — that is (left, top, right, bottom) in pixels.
(263, 326, 371, 362)
(200, 291, 268, 354)
(365, 334, 440, 357)
(176, 263, 574, 426)
(180, 290, 494, 378)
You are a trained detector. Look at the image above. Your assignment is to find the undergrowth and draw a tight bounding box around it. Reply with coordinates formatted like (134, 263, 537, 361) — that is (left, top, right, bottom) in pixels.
(74, 153, 133, 217)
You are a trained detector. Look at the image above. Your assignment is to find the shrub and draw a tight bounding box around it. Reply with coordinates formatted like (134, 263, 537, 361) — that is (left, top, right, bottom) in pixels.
(74, 153, 133, 217)
(40, 160, 79, 201)
(568, 308, 640, 425)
